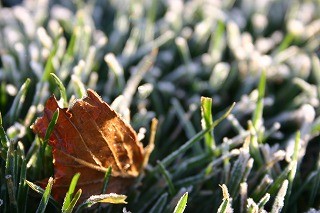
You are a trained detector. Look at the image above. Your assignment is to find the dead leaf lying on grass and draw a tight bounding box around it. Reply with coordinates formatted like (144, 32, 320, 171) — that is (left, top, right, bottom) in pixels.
(32, 89, 145, 203)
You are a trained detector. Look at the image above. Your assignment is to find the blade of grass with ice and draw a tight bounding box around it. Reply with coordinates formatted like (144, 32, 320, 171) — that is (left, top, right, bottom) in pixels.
(271, 180, 288, 213)
(257, 193, 270, 210)
(76, 193, 127, 211)
(284, 131, 299, 212)
(36, 177, 54, 213)
(173, 192, 188, 213)
(218, 184, 232, 213)
(228, 150, 249, 198)
(26, 180, 60, 210)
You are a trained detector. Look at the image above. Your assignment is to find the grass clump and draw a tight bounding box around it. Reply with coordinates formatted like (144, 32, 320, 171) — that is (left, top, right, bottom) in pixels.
(1, 0, 320, 212)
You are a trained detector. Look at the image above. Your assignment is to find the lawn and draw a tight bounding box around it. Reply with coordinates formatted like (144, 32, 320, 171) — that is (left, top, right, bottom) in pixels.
(0, 0, 320, 212)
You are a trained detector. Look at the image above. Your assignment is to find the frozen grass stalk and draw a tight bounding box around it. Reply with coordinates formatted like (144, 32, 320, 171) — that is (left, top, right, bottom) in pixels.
(173, 192, 188, 213)
(36, 177, 54, 213)
(218, 184, 233, 213)
(271, 180, 288, 213)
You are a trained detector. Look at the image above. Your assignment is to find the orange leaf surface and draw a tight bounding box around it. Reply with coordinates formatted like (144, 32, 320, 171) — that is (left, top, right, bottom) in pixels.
(32, 89, 145, 203)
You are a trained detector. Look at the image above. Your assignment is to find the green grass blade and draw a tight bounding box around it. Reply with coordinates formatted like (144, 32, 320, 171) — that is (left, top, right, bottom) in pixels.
(36, 177, 54, 213)
(267, 167, 290, 196)
(201, 96, 215, 152)
(17, 159, 28, 213)
(157, 161, 176, 196)
(173, 192, 188, 213)
(159, 127, 206, 167)
(101, 166, 112, 194)
(175, 37, 191, 65)
(246, 199, 259, 213)
(217, 184, 232, 213)
(43, 109, 59, 143)
(228, 151, 249, 198)
(0, 82, 7, 111)
(104, 53, 125, 90)
(76, 193, 127, 211)
(39, 109, 59, 176)
(312, 54, 320, 83)
(6, 175, 18, 213)
(209, 20, 225, 63)
(145, 0, 157, 40)
(41, 36, 59, 82)
(248, 121, 264, 167)
(71, 75, 87, 98)
(66, 28, 76, 57)
(171, 98, 201, 154)
(14, 150, 19, 190)
(50, 73, 68, 107)
(277, 33, 294, 52)
(284, 131, 299, 212)
(309, 155, 320, 206)
(136, 186, 164, 213)
(0, 112, 9, 148)
(64, 189, 82, 213)
(62, 173, 80, 212)
(257, 193, 270, 210)
(289, 169, 318, 205)
(171, 98, 197, 140)
(8, 78, 31, 124)
(122, 31, 174, 67)
(25, 180, 60, 210)
(175, 172, 207, 188)
(312, 54, 320, 115)
(250, 126, 266, 173)
(252, 70, 266, 131)
(237, 176, 246, 206)
(242, 158, 254, 182)
(5, 141, 15, 185)
(149, 193, 168, 213)
(175, 153, 211, 176)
